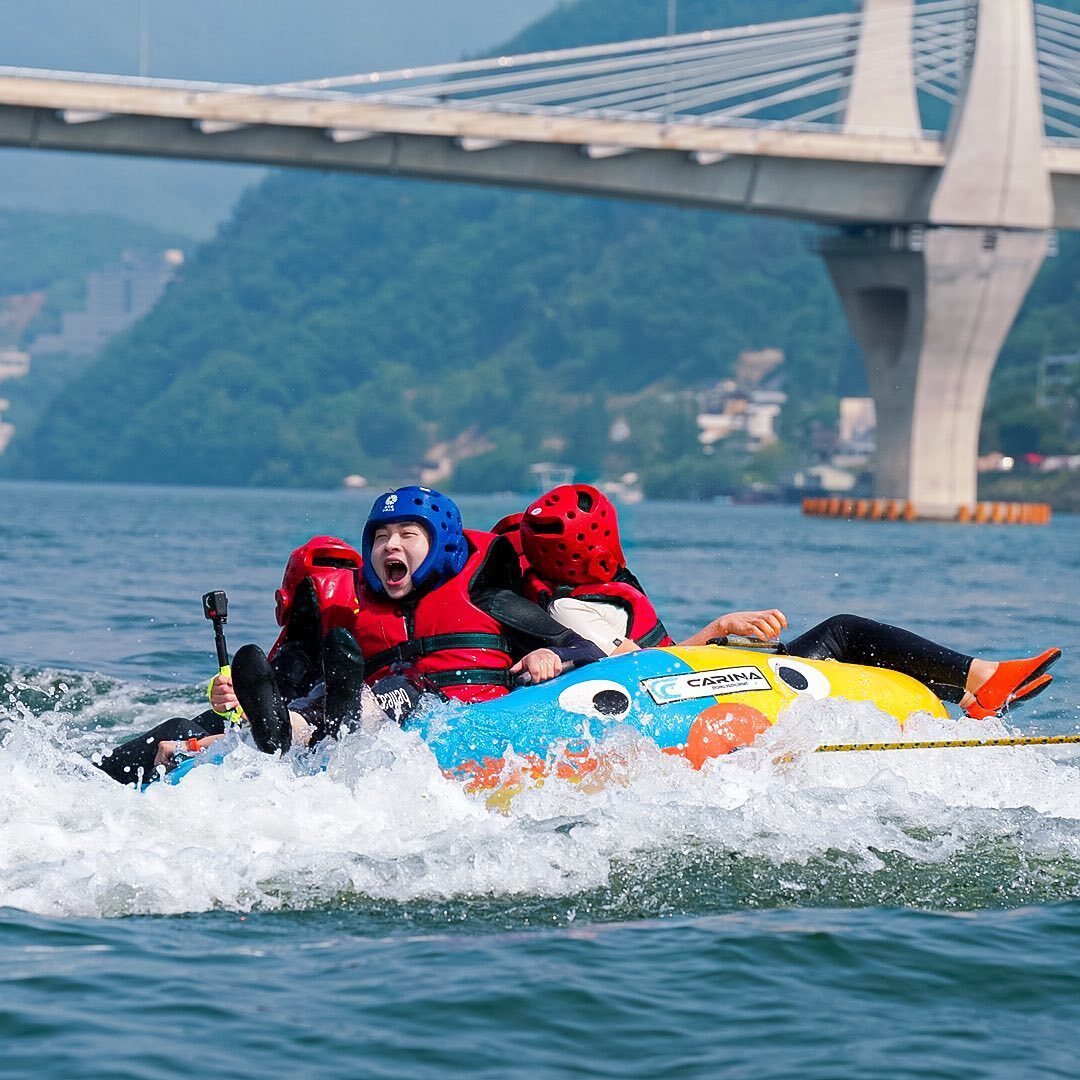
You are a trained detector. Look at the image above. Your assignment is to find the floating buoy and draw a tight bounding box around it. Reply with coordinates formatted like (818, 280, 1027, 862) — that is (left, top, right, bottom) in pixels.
(801, 497, 1051, 524)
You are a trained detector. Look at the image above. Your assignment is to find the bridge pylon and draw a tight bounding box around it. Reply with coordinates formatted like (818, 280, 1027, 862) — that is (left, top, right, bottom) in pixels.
(822, 225, 1049, 517)
(823, 0, 1053, 518)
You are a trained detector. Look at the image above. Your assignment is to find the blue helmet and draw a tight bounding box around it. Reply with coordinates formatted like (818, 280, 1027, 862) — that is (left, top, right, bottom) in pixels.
(361, 486, 468, 595)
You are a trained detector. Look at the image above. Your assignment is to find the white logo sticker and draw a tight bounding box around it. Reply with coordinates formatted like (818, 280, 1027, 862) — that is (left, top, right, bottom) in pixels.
(642, 666, 772, 704)
(383, 493, 398, 511)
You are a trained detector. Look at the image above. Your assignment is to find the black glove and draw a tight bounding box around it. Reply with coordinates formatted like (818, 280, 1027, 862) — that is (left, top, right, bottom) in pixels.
(369, 674, 425, 725)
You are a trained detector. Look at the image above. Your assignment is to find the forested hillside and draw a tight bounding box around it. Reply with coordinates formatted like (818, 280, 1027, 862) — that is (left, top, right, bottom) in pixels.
(4, 178, 846, 490)
(4, 0, 1078, 495)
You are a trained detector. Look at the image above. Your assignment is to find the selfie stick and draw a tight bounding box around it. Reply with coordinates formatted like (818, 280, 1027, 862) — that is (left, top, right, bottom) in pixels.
(202, 590, 242, 724)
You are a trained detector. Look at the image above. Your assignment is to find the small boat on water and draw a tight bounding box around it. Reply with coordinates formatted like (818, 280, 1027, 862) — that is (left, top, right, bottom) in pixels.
(168, 643, 947, 794)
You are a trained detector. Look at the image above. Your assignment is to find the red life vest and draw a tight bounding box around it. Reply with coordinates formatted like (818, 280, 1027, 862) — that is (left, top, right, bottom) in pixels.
(350, 529, 515, 702)
(522, 573, 674, 650)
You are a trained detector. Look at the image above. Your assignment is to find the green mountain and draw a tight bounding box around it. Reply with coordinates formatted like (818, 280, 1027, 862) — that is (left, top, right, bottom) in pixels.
(4, 0, 1078, 497)
(2, 176, 846, 491)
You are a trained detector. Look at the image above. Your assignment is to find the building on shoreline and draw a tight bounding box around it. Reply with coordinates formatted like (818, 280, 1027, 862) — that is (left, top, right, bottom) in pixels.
(695, 348, 787, 452)
(30, 249, 183, 357)
(0, 347, 30, 453)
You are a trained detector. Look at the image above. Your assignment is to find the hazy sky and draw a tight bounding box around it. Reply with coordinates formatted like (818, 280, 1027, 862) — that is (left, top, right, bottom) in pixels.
(2, 0, 559, 82)
(0, 0, 558, 234)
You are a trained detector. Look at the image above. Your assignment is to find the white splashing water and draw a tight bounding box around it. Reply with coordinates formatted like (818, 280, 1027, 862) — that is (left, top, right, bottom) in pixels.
(3, 669, 1080, 919)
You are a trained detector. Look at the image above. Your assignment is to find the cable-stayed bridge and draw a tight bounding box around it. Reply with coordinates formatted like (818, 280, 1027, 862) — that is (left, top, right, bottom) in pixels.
(1, 0, 1077, 517)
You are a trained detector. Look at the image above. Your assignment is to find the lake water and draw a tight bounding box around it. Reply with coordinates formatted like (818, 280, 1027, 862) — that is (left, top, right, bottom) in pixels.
(1, 479, 1078, 1078)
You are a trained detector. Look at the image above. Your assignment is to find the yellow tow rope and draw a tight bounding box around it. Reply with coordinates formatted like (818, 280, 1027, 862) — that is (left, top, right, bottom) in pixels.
(813, 733, 1080, 754)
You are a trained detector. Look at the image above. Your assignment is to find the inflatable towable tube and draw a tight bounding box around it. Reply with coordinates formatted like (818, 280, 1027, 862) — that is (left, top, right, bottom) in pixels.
(411, 643, 947, 790)
(168, 644, 947, 791)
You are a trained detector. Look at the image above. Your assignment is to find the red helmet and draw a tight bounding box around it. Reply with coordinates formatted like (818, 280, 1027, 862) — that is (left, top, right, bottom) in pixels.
(274, 535, 362, 626)
(519, 484, 624, 585)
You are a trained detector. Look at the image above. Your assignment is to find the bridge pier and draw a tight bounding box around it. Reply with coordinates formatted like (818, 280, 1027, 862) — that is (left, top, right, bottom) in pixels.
(821, 225, 1049, 517)
(820, 0, 1053, 519)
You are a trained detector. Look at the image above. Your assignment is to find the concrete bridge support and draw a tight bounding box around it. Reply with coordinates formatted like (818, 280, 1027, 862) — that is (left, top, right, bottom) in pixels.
(822, 0, 1053, 516)
(822, 226, 1049, 516)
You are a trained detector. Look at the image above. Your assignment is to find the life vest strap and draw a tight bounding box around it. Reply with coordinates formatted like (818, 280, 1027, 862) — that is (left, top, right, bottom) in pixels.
(420, 668, 517, 690)
(636, 622, 670, 649)
(366, 632, 512, 674)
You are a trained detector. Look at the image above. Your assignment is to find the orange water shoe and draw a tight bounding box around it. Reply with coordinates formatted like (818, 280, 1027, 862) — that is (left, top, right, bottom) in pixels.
(965, 648, 1062, 720)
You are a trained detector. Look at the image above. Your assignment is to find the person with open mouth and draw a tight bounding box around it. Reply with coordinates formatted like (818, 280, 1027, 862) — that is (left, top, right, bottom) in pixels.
(216, 485, 606, 756)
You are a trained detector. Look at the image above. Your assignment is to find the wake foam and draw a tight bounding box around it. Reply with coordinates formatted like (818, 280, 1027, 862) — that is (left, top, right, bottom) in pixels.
(3, 666, 1080, 919)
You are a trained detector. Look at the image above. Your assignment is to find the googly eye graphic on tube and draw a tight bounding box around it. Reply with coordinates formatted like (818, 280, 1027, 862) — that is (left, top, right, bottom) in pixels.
(767, 656, 832, 699)
(557, 680, 633, 719)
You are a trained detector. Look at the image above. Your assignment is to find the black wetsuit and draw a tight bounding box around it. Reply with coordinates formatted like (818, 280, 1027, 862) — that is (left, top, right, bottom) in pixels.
(786, 614, 973, 703)
(94, 708, 228, 785)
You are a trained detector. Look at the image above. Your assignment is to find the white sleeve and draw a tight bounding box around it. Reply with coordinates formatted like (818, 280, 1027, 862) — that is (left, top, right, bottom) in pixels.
(548, 596, 631, 656)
